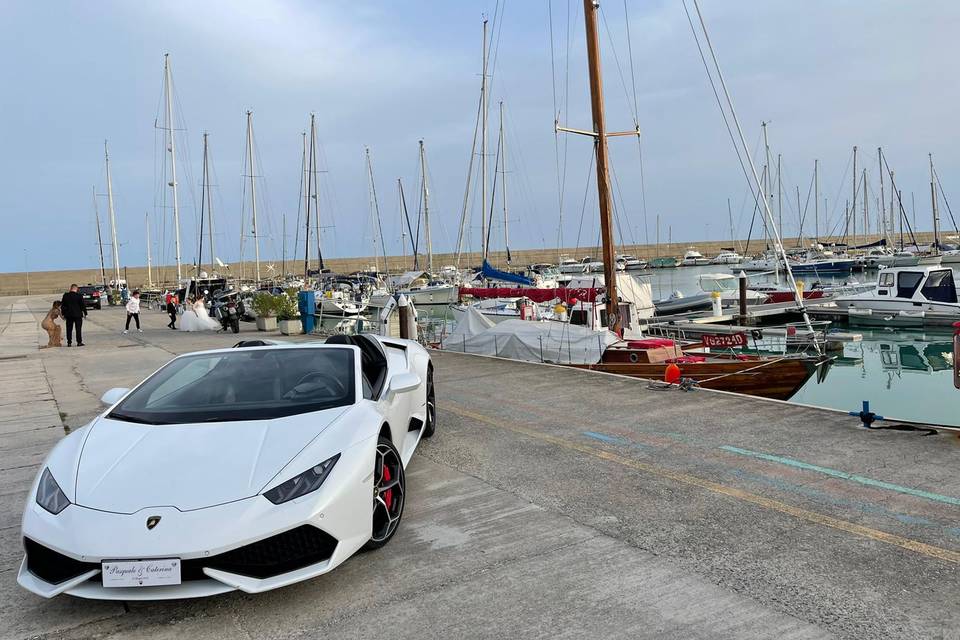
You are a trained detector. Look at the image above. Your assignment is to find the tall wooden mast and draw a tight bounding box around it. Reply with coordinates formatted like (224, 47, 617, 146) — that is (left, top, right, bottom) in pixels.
(582, 0, 620, 333)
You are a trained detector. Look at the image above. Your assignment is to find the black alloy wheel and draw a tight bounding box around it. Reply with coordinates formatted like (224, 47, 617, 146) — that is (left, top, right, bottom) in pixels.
(363, 437, 405, 550)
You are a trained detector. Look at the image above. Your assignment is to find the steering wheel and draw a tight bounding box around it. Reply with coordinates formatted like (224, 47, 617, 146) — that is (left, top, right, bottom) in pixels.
(287, 371, 347, 399)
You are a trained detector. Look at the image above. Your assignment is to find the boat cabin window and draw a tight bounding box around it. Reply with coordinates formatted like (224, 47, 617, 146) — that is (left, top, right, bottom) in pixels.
(896, 272, 924, 298)
(878, 272, 894, 287)
(570, 309, 589, 327)
(919, 269, 958, 303)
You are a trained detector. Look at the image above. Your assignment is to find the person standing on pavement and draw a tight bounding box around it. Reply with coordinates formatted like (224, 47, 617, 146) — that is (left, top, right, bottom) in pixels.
(123, 290, 142, 334)
(60, 284, 87, 347)
(166, 293, 179, 330)
(39, 301, 63, 348)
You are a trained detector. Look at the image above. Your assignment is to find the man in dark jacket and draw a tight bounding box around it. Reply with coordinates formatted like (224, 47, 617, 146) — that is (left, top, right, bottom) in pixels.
(60, 284, 87, 347)
(166, 294, 178, 329)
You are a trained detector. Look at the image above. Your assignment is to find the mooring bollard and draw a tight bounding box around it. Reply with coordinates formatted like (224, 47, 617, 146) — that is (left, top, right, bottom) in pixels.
(849, 400, 884, 428)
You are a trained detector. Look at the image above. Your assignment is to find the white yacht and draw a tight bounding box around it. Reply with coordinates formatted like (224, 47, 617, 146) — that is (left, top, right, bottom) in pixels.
(682, 249, 710, 266)
(833, 266, 959, 324)
(616, 254, 649, 271)
(863, 248, 920, 269)
(710, 250, 742, 265)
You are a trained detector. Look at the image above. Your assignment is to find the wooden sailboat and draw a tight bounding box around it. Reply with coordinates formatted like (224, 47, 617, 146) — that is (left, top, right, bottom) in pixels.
(560, 0, 824, 400)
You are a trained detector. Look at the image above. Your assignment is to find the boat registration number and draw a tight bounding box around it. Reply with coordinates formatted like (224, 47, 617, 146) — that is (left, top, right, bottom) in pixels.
(102, 558, 181, 587)
(702, 333, 747, 348)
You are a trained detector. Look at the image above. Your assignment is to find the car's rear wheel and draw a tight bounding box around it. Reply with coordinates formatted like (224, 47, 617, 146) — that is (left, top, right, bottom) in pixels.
(363, 437, 405, 551)
(422, 368, 436, 438)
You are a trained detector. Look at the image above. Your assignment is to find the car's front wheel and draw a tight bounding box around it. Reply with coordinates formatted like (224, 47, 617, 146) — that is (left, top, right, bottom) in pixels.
(363, 437, 405, 551)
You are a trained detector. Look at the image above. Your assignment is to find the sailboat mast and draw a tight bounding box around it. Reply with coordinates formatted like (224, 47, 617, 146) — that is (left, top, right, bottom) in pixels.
(777, 153, 782, 238)
(93, 186, 107, 290)
(396, 179, 408, 266)
(499, 101, 510, 264)
(163, 54, 182, 283)
(878, 148, 887, 245)
(582, 0, 620, 333)
(727, 198, 734, 249)
(655, 214, 660, 258)
(862, 169, 868, 239)
(104, 141, 121, 286)
(814, 159, 819, 242)
(205, 136, 215, 275)
(480, 18, 489, 262)
(303, 123, 312, 280)
(198, 132, 209, 286)
(930, 153, 940, 254)
(365, 147, 380, 273)
(850, 145, 857, 247)
(245, 111, 261, 284)
(146, 213, 153, 287)
(419, 140, 433, 274)
(761, 123, 778, 283)
(314, 123, 323, 272)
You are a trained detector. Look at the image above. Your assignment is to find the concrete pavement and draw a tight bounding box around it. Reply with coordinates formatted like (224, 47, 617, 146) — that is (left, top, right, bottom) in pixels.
(2, 295, 959, 639)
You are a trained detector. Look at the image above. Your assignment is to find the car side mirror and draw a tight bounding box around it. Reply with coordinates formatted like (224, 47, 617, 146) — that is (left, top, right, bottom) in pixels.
(388, 373, 420, 395)
(100, 387, 130, 407)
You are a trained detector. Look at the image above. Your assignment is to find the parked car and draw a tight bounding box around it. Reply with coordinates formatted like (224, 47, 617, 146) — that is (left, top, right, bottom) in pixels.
(17, 335, 435, 600)
(78, 285, 103, 310)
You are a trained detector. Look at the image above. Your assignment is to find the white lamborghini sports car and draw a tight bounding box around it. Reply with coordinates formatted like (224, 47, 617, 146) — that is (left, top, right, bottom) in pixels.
(18, 335, 435, 600)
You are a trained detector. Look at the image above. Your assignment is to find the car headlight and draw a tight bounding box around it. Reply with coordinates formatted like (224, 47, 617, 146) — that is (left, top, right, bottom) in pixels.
(264, 454, 340, 505)
(36, 468, 70, 515)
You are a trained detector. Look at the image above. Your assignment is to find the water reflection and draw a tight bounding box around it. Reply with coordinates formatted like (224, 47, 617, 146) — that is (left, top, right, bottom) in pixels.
(793, 328, 957, 426)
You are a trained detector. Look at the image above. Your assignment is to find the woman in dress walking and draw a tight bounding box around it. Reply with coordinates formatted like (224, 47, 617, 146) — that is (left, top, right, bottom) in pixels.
(39, 301, 63, 348)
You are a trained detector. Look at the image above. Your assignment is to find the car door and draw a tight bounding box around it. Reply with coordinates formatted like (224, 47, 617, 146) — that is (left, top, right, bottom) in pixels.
(378, 349, 420, 462)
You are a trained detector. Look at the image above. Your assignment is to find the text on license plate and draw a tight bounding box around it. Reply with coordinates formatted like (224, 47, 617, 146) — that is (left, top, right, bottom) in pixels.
(101, 558, 181, 587)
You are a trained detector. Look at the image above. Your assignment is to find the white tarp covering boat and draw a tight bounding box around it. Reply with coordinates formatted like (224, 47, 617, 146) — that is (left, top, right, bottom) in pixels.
(444, 307, 618, 364)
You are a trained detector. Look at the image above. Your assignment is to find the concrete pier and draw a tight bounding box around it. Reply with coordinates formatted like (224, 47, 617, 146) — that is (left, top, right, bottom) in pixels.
(2, 296, 958, 639)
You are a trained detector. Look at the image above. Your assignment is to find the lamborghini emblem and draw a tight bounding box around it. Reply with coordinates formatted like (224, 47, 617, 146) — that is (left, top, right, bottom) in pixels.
(146, 516, 161, 530)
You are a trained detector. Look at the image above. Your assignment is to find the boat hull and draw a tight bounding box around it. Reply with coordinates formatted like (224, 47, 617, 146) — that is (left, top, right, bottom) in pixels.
(569, 356, 819, 400)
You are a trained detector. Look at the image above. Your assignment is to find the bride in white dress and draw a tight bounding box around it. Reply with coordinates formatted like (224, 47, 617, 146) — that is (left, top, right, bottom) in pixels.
(179, 297, 220, 332)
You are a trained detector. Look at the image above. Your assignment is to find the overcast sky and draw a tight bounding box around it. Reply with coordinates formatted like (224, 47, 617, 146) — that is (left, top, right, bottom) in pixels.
(3, 1, 960, 273)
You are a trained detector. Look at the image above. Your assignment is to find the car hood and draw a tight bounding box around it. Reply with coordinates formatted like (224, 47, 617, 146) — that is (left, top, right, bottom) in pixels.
(74, 407, 348, 513)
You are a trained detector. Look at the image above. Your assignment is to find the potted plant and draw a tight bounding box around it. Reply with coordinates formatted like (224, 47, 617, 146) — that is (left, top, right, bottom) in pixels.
(277, 293, 303, 335)
(252, 293, 278, 331)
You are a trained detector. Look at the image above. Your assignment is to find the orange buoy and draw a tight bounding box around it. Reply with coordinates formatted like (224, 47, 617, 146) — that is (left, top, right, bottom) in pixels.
(664, 363, 681, 384)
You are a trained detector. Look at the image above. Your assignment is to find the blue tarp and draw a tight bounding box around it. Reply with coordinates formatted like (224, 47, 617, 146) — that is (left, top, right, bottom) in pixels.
(480, 260, 534, 286)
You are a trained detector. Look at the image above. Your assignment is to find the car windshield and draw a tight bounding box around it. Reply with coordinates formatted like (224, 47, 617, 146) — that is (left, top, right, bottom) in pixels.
(108, 347, 355, 425)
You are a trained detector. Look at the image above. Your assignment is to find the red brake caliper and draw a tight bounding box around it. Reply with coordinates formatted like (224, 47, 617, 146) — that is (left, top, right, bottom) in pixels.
(382, 464, 393, 509)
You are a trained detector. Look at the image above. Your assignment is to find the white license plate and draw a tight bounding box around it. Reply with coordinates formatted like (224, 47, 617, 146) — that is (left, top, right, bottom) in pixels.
(101, 558, 181, 587)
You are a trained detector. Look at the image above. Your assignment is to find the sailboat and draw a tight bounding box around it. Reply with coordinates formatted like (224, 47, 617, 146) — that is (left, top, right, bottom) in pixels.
(445, 0, 822, 399)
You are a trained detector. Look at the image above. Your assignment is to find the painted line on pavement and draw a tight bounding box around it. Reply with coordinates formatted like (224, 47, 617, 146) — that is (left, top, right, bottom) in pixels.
(719, 445, 960, 507)
(445, 402, 960, 566)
